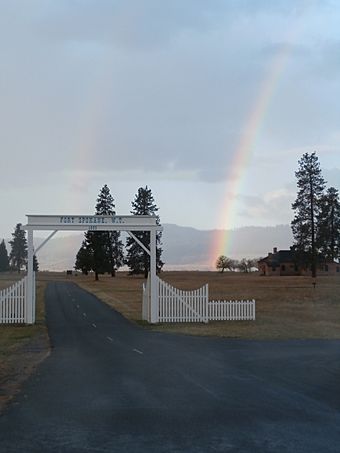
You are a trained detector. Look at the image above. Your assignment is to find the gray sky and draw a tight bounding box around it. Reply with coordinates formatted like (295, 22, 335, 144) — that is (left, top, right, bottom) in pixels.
(1, 0, 339, 238)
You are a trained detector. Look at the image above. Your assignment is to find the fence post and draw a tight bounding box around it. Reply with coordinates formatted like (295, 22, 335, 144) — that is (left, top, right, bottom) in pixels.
(26, 228, 34, 324)
(150, 229, 158, 323)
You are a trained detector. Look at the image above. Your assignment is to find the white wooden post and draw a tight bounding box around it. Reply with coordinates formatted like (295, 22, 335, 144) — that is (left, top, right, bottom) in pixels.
(26, 228, 34, 324)
(150, 228, 158, 323)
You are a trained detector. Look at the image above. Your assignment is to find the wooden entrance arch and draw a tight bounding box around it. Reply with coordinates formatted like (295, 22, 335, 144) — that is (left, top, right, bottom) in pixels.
(23, 215, 162, 324)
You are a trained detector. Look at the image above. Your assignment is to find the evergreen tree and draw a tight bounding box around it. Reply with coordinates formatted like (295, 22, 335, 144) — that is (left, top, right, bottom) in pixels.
(33, 254, 39, 272)
(317, 187, 340, 262)
(75, 184, 124, 280)
(9, 223, 27, 273)
(126, 186, 163, 278)
(291, 152, 326, 277)
(0, 239, 10, 272)
(94, 184, 124, 277)
(75, 240, 93, 275)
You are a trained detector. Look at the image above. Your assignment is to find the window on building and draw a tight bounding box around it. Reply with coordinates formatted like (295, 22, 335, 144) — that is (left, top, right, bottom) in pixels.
(337, 267, 339, 273)
(325, 264, 329, 272)
(281, 265, 286, 271)
(272, 267, 276, 272)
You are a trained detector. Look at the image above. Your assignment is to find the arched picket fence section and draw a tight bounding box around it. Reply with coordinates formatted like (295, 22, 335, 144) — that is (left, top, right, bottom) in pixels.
(142, 276, 256, 323)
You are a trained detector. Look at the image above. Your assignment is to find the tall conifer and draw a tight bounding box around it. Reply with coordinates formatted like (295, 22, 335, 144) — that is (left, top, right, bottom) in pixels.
(317, 187, 340, 262)
(75, 185, 124, 279)
(9, 224, 27, 273)
(0, 240, 10, 272)
(125, 186, 163, 278)
(291, 152, 326, 277)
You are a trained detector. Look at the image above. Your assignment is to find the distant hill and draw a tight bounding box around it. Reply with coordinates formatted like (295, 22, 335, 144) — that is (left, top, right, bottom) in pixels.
(162, 224, 293, 270)
(4, 223, 293, 271)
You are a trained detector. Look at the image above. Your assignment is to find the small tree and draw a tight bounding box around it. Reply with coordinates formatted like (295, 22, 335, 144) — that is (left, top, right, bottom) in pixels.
(216, 255, 235, 273)
(9, 224, 27, 273)
(0, 240, 10, 272)
(291, 152, 326, 277)
(126, 186, 163, 278)
(237, 258, 257, 273)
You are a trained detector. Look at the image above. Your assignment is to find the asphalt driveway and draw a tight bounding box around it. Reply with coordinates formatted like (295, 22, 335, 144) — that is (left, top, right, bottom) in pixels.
(0, 281, 339, 452)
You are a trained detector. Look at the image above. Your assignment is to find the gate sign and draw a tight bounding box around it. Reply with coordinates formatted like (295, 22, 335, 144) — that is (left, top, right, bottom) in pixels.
(25, 215, 161, 231)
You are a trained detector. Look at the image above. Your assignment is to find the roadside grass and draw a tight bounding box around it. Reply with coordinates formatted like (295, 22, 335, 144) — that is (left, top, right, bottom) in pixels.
(0, 281, 47, 354)
(69, 271, 340, 340)
(0, 276, 49, 410)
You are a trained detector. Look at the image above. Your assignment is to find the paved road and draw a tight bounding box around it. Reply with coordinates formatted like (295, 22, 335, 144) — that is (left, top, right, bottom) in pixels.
(0, 282, 340, 452)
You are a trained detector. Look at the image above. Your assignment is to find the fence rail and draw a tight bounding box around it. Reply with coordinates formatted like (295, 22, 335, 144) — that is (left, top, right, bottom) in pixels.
(0, 276, 27, 324)
(208, 299, 256, 321)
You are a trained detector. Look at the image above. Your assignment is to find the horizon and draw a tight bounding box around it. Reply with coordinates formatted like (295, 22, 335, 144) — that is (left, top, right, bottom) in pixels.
(2, 223, 293, 272)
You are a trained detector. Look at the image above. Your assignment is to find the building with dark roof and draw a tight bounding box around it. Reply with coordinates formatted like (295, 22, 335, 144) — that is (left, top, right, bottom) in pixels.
(258, 248, 340, 276)
(258, 248, 300, 276)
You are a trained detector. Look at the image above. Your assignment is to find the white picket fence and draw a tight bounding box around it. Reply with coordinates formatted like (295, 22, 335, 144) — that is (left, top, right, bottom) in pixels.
(142, 276, 256, 323)
(158, 277, 209, 323)
(0, 274, 36, 324)
(208, 299, 256, 321)
(0, 276, 28, 324)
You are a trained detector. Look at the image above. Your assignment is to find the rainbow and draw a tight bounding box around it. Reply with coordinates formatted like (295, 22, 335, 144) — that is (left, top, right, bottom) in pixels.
(65, 61, 115, 209)
(209, 40, 295, 266)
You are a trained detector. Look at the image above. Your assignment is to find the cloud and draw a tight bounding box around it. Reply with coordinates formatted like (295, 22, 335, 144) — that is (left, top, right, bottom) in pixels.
(238, 188, 295, 224)
(0, 0, 339, 191)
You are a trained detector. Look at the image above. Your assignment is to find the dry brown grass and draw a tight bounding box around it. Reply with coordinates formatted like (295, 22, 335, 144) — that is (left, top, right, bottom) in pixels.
(0, 272, 22, 290)
(67, 271, 340, 340)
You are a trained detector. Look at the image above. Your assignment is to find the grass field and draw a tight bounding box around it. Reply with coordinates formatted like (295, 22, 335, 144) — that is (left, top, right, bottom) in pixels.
(65, 271, 340, 340)
(0, 272, 22, 290)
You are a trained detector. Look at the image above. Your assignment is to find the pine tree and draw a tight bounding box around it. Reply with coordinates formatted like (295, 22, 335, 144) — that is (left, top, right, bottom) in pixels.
(94, 184, 124, 277)
(317, 187, 340, 262)
(75, 240, 93, 275)
(126, 186, 163, 278)
(75, 184, 124, 280)
(291, 152, 326, 277)
(9, 223, 27, 273)
(0, 239, 10, 272)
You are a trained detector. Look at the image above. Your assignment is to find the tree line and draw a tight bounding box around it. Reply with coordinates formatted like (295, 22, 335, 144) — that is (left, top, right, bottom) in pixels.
(215, 152, 340, 276)
(216, 256, 259, 273)
(0, 224, 39, 273)
(75, 185, 163, 280)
